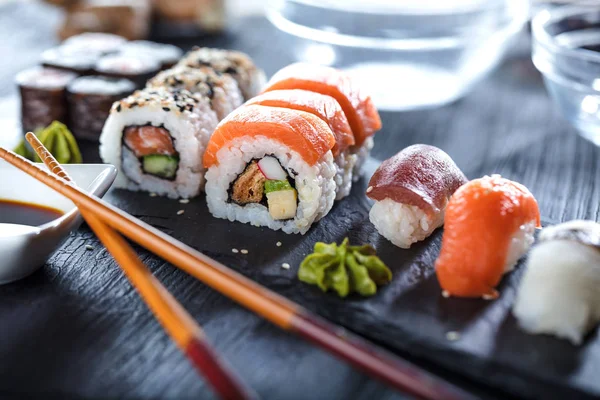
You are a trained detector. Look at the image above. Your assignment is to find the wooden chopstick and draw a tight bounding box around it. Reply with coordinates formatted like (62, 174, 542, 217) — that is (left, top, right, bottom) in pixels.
(25, 133, 256, 400)
(0, 146, 473, 400)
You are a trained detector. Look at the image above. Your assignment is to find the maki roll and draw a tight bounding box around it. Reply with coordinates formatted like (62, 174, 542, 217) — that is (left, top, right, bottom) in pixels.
(118, 40, 183, 70)
(513, 220, 600, 345)
(262, 63, 381, 180)
(367, 144, 467, 248)
(66, 76, 136, 141)
(203, 105, 336, 234)
(16, 66, 78, 134)
(40, 47, 100, 75)
(99, 87, 219, 199)
(94, 54, 161, 88)
(246, 89, 356, 199)
(435, 175, 541, 299)
(147, 66, 243, 120)
(177, 47, 266, 100)
(61, 32, 127, 54)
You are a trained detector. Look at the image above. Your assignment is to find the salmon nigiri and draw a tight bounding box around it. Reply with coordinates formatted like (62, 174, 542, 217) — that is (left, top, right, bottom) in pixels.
(246, 89, 356, 199)
(435, 175, 541, 299)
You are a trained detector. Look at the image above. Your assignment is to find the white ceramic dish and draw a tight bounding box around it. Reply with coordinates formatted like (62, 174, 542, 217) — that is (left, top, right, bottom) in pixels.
(0, 161, 116, 284)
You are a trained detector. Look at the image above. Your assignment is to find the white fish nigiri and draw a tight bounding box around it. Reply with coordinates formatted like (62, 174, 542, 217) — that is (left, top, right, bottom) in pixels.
(513, 220, 600, 345)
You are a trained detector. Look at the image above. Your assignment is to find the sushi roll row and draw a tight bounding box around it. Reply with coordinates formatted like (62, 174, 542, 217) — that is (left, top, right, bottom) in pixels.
(99, 48, 264, 199)
(16, 32, 184, 140)
(201, 63, 381, 233)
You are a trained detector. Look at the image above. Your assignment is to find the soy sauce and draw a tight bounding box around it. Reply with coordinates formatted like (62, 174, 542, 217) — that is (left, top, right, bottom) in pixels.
(0, 199, 63, 226)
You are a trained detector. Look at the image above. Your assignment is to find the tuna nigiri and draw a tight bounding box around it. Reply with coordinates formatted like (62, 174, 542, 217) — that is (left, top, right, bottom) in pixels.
(262, 63, 381, 179)
(367, 144, 467, 248)
(435, 175, 540, 299)
(246, 89, 356, 199)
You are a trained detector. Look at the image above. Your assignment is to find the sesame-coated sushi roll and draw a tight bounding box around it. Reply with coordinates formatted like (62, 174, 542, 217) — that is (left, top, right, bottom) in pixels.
(263, 63, 382, 181)
(99, 87, 219, 199)
(177, 47, 266, 100)
(67, 76, 136, 141)
(203, 105, 336, 234)
(246, 89, 356, 199)
(435, 175, 541, 299)
(16, 66, 78, 134)
(513, 220, 600, 345)
(367, 144, 467, 248)
(147, 66, 243, 120)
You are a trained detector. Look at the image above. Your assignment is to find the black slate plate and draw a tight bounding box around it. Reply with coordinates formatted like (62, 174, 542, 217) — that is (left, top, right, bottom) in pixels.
(103, 159, 600, 400)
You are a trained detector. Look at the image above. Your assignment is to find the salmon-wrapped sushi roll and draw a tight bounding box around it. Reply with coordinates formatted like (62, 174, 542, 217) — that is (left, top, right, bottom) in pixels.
(435, 175, 541, 299)
(100, 87, 219, 199)
(246, 89, 356, 199)
(203, 105, 336, 234)
(263, 63, 381, 180)
(367, 144, 467, 248)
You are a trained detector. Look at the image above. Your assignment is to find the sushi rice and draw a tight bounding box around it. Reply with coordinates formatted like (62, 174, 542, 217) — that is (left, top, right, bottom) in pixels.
(205, 136, 336, 234)
(369, 199, 444, 249)
(334, 150, 357, 200)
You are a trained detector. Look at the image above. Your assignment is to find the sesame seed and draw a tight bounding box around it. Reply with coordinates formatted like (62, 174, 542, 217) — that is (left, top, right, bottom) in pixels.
(85, 245, 94, 251)
(116, 104, 121, 112)
(276, 241, 282, 247)
(232, 248, 239, 253)
(162, 107, 170, 112)
(446, 331, 461, 341)
(177, 210, 185, 215)
(366, 186, 373, 193)
(241, 249, 248, 254)
(281, 263, 290, 269)
(442, 290, 450, 298)
(482, 293, 496, 300)
(149, 192, 157, 197)
(179, 199, 190, 204)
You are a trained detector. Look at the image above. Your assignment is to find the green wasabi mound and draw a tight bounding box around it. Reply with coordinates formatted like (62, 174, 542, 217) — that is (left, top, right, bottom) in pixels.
(14, 121, 82, 164)
(298, 238, 392, 298)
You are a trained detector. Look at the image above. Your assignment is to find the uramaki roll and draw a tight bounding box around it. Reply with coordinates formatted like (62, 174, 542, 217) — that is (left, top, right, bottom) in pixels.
(203, 104, 336, 234)
(99, 87, 219, 199)
(147, 66, 243, 120)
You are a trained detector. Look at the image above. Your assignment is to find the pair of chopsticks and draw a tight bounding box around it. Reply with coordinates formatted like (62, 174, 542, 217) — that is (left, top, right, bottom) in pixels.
(3, 138, 474, 400)
(24, 133, 256, 400)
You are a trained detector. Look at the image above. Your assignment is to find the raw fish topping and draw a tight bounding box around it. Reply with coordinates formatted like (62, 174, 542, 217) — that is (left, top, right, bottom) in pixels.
(367, 144, 467, 215)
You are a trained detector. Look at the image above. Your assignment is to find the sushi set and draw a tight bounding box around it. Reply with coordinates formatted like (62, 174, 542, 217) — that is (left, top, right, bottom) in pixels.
(7, 32, 600, 399)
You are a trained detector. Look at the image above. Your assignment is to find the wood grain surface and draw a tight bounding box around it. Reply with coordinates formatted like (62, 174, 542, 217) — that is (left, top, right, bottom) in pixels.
(0, 2, 599, 400)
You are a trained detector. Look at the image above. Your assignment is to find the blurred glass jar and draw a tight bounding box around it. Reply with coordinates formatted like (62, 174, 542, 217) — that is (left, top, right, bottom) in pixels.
(267, 0, 529, 111)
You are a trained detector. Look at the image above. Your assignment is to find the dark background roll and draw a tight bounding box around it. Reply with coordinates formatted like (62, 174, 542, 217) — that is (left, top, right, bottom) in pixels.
(16, 66, 77, 134)
(66, 76, 135, 141)
(94, 54, 161, 88)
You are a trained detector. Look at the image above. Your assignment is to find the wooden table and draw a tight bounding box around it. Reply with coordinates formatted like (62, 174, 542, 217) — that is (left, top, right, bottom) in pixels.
(1, 2, 599, 399)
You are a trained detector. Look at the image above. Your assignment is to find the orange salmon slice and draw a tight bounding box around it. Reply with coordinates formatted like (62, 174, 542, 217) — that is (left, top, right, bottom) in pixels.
(203, 104, 336, 168)
(262, 63, 381, 147)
